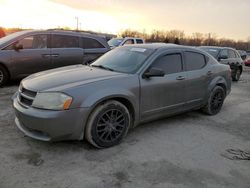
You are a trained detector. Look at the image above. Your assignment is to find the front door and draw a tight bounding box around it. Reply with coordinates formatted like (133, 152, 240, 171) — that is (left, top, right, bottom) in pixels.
(11, 34, 51, 77)
(140, 51, 187, 121)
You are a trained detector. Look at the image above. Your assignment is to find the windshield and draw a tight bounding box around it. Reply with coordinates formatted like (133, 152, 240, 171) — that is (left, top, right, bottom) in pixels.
(91, 47, 154, 74)
(199, 47, 219, 58)
(0, 30, 30, 45)
(108, 38, 123, 47)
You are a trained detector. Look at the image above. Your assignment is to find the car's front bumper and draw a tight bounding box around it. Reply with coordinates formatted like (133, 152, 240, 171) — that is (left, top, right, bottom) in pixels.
(13, 97, 90, 141)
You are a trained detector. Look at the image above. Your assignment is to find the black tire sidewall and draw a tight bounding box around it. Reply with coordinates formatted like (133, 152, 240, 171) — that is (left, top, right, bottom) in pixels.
(86, 101, 130, 148)
(207, 86, 225, 115)
(232, 67, 241, 81)
(0, 65, 8, 87)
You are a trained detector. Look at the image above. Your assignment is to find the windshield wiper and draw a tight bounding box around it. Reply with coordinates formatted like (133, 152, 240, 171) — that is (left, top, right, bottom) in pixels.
(91, 65, 114, 72)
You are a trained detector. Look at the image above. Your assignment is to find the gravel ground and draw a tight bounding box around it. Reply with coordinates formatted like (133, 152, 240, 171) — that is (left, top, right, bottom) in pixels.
(0, 67, 250, 188)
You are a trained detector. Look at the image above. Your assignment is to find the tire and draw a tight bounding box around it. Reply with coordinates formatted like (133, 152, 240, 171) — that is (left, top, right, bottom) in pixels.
(232, 67, 241, 82)
(0, 65, 9, 87)
(202, 86, 225, 115)
(85, 100, 131, 148)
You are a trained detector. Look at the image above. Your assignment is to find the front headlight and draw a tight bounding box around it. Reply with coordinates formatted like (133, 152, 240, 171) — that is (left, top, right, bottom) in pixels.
(32, 92, 73, 110)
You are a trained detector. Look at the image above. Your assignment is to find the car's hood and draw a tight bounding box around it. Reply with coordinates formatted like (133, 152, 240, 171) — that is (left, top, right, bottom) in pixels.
(22, 65, 125, 91)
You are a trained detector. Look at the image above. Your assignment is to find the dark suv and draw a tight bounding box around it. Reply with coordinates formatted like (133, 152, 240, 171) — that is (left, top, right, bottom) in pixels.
(0, 30, 110, 86)
(199, 46, 243, 81)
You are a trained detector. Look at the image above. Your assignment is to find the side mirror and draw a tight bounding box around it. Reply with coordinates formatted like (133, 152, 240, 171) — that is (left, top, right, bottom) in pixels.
(13, 43, 23, 51)
(143, 67, 165, 79)
(218, 55, 228, 61)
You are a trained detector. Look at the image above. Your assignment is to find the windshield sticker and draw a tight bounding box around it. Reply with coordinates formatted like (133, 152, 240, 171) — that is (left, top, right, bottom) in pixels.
(130, 48, 147, 53)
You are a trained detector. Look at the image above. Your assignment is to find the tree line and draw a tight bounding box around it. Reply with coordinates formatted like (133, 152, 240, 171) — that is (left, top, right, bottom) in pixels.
(119, 29, 250, 51)
(1, 27, 250, 51)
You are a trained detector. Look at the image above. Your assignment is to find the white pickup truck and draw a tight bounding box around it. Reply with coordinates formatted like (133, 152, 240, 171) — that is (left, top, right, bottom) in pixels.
(108, 37, 145, 49)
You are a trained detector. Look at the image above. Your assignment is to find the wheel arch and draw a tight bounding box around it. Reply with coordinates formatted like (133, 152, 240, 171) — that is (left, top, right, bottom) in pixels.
(239, 65, 243, 73)
(208, 76, 228, 95)
(0, 62, 11, 79)
(88, 95, 136, 125)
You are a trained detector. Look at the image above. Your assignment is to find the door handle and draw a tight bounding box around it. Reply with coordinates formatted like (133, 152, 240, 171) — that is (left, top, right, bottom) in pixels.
(176, 76, 185, 80)
(42, 54, 50, 58)
(207, 71, 212, 76)
(51, 54, 59, 58)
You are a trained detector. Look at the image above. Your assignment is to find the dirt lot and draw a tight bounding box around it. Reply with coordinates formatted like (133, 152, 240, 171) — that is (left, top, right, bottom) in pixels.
(1, 67, 250, 188)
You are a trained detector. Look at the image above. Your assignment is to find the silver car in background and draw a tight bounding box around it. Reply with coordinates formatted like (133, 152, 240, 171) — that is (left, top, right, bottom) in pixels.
(108, 37, 145, 49)
(13, 44, 231, 148)
(0, 29, 110, 86)
(199, 46, 243, 81)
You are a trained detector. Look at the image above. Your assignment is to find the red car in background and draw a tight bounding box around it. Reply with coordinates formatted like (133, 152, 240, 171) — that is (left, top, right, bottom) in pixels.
(245, 58, 250, 67)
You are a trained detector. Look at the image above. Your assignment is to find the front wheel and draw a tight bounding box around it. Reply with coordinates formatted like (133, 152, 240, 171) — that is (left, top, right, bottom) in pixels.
(0, 65, 9, 87)
(85, 100, 131, 148)
(202, 86, 225, 115)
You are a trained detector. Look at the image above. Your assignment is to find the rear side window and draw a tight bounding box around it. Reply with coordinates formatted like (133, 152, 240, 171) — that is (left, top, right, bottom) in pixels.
(152, 53, 183, 74)
(136, 39, 143, 44)
(220, 49, 228, 58)
(81, 37, 105, 49)
(235, 51, 241, 58)
(51, 35, 79, 48)
(185, 51, 206, 71)
(228, 50, 236, 58)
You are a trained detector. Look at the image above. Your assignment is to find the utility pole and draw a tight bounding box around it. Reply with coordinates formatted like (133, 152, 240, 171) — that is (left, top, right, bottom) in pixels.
(208, 33, 211, 46)
(79, 22, 81, 30)
(75, 16, 79, 31)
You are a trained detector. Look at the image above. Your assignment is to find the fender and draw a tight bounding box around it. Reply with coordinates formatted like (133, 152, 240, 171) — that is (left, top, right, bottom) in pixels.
(80, 88, 139, 125)
(207, 76, 228, 94)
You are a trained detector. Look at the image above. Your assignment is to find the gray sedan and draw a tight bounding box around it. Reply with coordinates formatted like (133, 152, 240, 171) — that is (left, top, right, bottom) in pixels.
(13, 44, 231, 148)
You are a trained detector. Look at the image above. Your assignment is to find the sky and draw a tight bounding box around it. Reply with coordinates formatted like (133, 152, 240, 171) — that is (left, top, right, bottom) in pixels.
(0, 0, 249, 40)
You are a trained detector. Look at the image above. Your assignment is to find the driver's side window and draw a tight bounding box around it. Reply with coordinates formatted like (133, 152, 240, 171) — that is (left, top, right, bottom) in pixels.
(151, 53, 183, 75)
(17, 36, 34, 49)
(124, 39, 134, 45)
(4, 35, 47, 50)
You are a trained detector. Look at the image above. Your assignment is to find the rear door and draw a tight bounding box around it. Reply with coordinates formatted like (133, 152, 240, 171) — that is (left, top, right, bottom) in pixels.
(10, 34, 51, 76)
(50, 34, 83, 68)
(184, 51, 211, 108)
(140, 50, 187, 121)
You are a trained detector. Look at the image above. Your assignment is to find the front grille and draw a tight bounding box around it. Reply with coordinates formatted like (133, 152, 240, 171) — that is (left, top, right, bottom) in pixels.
(18, 86, 37, 107)
(21, 87, 37, 98)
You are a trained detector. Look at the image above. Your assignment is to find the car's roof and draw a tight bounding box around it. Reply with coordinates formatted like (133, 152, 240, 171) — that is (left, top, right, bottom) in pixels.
(18, 29, 105, 39)
(122, 43, 199, 51)
(199, 46, 236, 50)
(124, 37, 144, 40)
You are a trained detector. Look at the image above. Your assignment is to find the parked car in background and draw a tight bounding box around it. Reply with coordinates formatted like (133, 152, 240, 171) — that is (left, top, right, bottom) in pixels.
(0, 29, 110, 86)
(245, 58, 250, 67)
(13, 44, 231, 148)
(0, 27, 5, 38)
(238, 50, 247, 61)
(199, 46, 243, 81)
(108, 37, 145, 49)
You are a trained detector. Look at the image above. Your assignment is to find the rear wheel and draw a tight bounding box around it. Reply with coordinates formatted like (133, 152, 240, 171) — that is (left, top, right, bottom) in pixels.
(232, 67, 241, 81)
(0, 65, 9, 87)
(202, 86, 225, 115)
(85, 100, 131, 148)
